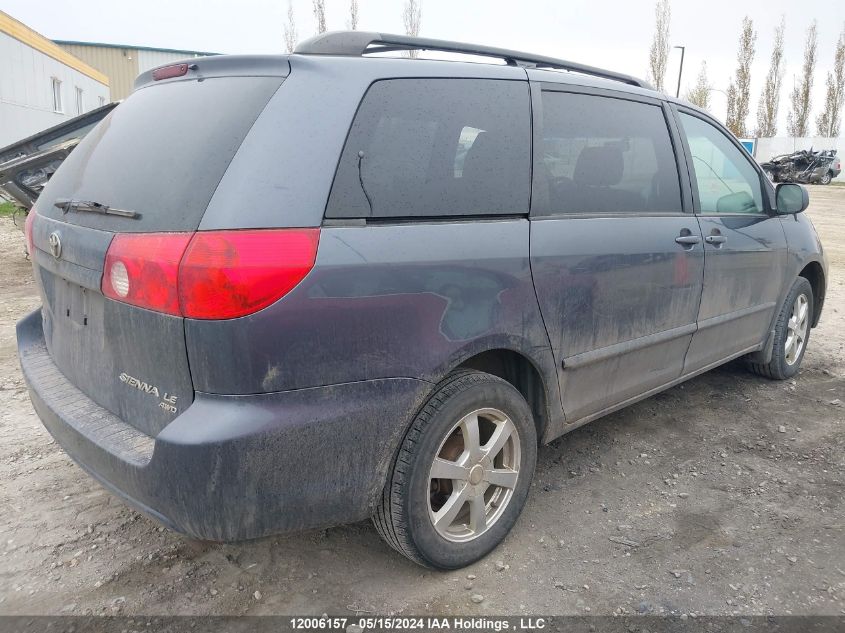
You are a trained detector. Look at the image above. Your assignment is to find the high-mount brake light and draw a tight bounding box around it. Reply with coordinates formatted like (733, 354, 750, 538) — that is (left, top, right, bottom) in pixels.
(152, 63, 189, 81)
(101, 229, 320, 319)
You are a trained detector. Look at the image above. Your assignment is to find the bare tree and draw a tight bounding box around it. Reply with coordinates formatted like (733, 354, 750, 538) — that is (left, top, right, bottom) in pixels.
(816, 24, 845, 137)
(685, 62, 711, 110)
(647, 0, 671, 91)
(755, 16, 786, 137)
(312, 0, 327, 34)
(347, 0, 359, 30)
(726, 83, 738, 133)
(787, 21, 818, 137)
(402, 0, 422, 58)
(283, 0, 298, 53)
(725, 16, 756, 138)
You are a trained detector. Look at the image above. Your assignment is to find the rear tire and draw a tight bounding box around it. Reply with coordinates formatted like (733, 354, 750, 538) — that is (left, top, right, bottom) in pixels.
(819, 171, 833, 185)
(373, 370, 537, 569)
(748, 277, 813, 380)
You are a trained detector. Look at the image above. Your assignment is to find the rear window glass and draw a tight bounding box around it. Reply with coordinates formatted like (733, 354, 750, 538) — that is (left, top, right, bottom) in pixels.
(39, 77, 282, 232)
(537, 91, 682, 215)
(325, 78, 530, 219)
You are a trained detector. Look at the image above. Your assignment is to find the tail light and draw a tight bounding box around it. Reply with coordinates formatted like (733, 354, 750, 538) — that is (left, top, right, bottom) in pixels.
(24, 210, 36, 256)
(102, 233, 191, 315)
(101, 229, 320, 319)
(179, 230, 320, 319)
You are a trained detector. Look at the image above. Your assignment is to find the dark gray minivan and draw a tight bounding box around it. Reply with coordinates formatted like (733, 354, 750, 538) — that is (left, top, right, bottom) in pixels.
(17, 32, 827, 569)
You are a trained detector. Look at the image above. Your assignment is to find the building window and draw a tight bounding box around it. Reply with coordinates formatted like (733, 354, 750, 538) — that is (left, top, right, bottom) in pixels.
(75, 87, 84, 114)
(51, 78, 63, 113)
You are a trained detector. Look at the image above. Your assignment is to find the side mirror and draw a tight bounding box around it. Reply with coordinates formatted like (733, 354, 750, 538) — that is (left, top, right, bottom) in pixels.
(775, 183, 809, 215)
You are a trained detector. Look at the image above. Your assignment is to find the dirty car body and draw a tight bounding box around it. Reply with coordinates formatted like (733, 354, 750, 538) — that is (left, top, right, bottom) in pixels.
(17, 33, 827, 565)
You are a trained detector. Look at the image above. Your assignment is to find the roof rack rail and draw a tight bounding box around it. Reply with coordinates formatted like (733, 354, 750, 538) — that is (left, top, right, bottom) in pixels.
(294, 31, 652, 90)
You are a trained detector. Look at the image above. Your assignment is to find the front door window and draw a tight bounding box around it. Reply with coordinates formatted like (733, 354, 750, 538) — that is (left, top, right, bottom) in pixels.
(678, 112, 764, 214)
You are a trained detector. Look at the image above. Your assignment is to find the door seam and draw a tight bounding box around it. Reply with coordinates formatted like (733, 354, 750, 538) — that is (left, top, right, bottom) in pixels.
(679, 215, 706, 374)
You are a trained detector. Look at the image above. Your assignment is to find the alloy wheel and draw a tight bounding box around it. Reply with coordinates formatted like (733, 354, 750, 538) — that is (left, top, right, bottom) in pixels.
(427, 408, 521, 543)
(785, 293, 809, 366)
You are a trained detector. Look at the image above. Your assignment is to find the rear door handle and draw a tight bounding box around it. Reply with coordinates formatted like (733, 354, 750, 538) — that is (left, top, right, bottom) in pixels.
(675, 235, 701, 245)
(705, 235, 727, 245)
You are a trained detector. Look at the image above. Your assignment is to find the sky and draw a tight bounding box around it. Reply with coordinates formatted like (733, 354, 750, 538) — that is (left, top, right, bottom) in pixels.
(2, 0, 843, 137)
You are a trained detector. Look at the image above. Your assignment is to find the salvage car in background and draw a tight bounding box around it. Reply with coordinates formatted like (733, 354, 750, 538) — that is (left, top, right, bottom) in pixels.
(761, 148, 839, 185)
(0, 103, 117, 209)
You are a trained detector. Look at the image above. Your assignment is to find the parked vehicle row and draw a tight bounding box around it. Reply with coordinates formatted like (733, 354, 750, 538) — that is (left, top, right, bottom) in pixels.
(17, 31, 827, 569)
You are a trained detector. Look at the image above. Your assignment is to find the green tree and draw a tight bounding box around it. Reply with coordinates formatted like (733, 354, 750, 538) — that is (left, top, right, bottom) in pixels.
(402, 0, 422, 58)
(755, 17, 786, 137)
(283, 1, 298, 53)
(348, 0, 359, 30)
(685, 62, 711, 110)
(725, 16, 756, 137)
(787, 21, 818, 137)
(313, 0, 327, 34)
(816, 23, 845, 137)
(647, 0, 671, 91)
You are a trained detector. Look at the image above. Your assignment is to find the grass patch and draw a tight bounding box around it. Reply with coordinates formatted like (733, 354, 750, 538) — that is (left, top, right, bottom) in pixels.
(0, 201, 22, 216)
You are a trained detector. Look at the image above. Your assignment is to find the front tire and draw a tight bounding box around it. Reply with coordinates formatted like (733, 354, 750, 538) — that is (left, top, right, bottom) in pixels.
(748, 277, 813, 380)
(373, 370, 537, 569)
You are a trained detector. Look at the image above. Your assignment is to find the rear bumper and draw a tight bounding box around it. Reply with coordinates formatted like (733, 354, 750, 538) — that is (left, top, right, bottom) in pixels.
(17, 309, 431, 541)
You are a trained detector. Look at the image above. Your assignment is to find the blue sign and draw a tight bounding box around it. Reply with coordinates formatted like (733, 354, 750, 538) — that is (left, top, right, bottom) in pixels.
(740, 139, 755, 156)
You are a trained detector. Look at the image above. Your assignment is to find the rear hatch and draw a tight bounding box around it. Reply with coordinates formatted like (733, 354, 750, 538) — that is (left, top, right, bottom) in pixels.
(28, 61, 286, 436)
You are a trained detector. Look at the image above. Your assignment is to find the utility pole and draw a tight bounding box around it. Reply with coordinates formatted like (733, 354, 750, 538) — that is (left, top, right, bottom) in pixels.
(674, 45, 686, 97)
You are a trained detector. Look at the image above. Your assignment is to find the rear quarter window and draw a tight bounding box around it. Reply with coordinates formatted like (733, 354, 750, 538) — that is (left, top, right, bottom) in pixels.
(325, 78, 531, 219)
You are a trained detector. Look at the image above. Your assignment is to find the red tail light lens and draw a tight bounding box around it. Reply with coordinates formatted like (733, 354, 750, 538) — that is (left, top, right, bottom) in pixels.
(102, 233, 192, 315)
(101, 229, 320, 319)
(179, 229, 320, 319)
(24, 210, 36, 256)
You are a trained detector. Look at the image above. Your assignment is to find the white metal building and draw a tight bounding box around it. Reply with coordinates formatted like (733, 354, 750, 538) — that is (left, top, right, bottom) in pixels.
(0, 11, 110, 148)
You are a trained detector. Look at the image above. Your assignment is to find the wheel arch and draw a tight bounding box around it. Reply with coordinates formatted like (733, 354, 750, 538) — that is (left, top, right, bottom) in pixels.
(798, 260, 825, 327)
(454, 348, 552, 445)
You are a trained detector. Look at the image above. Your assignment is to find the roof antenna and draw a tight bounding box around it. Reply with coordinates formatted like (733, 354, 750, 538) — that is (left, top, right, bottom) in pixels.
(357, 150, 374, 217)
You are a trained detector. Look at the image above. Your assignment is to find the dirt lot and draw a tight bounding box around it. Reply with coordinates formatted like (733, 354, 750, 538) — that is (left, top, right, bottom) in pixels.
(0, 190, 843, 618)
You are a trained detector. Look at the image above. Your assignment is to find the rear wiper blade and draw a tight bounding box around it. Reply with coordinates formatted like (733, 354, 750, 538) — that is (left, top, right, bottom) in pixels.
(54, 198, 141, 219)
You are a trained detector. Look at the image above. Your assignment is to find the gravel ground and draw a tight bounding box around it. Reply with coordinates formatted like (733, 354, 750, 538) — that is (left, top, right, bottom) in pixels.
(0, 189, 843, 617)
